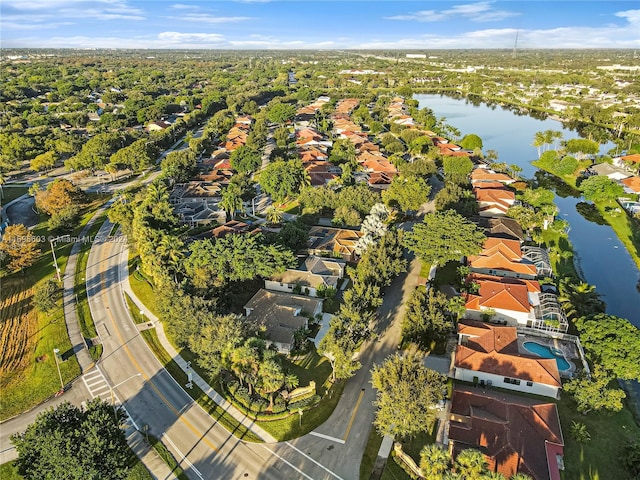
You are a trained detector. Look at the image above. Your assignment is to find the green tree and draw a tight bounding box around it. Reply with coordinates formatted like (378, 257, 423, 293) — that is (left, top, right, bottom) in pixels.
(267, 103, 296, 125)
(576, 314, 640, 380)
(265, 206, 283, 225)
(459, 134, 483, 151)
(230, 145, 262, 174)
(404, 210, 486, 267)
(420, 444, 451, 480)
(402, 287, 454, 350)
(580, 175, 624, 203)
(11, 400, 130, 480)
(443, 156, 474, 184)
(259, 159, 308, 203)
(318, 330, 360, 382)
(558, 279, 605, 320)
(190, 314, 245, 378)
(455, 449, 488, 479)
(0, 224, 41, 272)
(220, 183, 244, 220)
(30, 151, 58, 172)
(570, 421, 591, 443)
(619, 437, 640, 478)
(371, 353, 446, 439)
(35, 178, 83, 216)
(565, 138, 599, 159)
(564, 367, 626, 414)
(160, 149, 196, 182)
(382, 175, 431, 214)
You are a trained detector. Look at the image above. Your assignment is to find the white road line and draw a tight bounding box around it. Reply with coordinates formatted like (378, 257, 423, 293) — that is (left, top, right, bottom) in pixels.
(260, 445, 316, 480)
(284, 442, 345, 480)
(308, 431, 346, 445)
(162, 433, 204, 480)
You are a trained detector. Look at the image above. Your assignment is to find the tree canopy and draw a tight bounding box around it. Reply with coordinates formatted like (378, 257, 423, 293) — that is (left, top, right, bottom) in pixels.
(0, 224, 41, 271)
(258, 159, 308, 203)
(580, 175, 625, 203)
(11, 400, 130, 480)
(459, 133, 483, 151)
(371, 353, 446, 439)
(404, 210, 486, 267)
(575, 314, 640, 381)
(382, 175, 431, 214)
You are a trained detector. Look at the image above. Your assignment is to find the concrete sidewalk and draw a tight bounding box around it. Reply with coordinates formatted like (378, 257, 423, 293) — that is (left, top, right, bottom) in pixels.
(118, 243, 277, 444)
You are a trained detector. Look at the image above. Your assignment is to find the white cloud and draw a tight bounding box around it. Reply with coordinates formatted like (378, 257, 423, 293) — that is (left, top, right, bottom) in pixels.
(157, 32, 226, 43)
(170, 13, 252, 24)
(169, 3, 200, 10)
(0, 0, 145, 24)
(386, 1, 519, 23)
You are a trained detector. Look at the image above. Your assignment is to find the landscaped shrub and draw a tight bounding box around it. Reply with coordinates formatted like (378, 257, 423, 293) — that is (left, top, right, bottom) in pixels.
(556, 155, 579, 175)
(271, 397, 287, 414)
(287, 394, 321, 411)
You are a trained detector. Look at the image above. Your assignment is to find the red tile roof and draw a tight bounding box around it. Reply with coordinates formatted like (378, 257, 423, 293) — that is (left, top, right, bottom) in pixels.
(464, 274, 540, 313)
(621, 153, 640, 164)
(449, 386, 564, 480)
(621, 176, 640, 193)
(472, 169, 515, 183)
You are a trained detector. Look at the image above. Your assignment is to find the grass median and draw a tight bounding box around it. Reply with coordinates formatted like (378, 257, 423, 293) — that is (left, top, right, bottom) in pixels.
(74, 211, 109, 361)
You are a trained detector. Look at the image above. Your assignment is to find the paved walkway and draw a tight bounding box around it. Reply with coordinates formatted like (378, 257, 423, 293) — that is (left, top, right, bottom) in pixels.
(119, 244, 277, 444)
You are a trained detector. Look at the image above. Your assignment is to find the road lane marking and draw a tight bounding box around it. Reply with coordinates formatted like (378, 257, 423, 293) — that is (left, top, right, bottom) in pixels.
(342, 389, 365, 442)
(259, 445, 316, 480)
(307, 431, 345, 444)
(162, 433, 204, 480)
(98, 235, 326, 479)
(284, 442, 345, 480)
(97, 240, 221, 455)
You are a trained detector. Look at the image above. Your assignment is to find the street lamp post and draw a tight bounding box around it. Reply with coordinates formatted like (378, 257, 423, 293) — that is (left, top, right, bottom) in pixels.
(53, 348, 64, 392)
(49, 235, 69, 282)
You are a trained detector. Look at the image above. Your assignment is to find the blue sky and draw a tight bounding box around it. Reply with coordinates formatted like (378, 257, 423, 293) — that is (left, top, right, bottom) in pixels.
(1, 1, 639, 49)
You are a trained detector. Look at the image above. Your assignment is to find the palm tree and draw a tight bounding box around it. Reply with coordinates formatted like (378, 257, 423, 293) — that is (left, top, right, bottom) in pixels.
(570, 421, 591, 443)
(455, 449, 487, 479)
(0, 171, 5, 199)
(510, 474, 533, 480)
(265, 206, 283, 225)
(220, 183, 243, 220)
(258, 354, 285, 410)
(156, 235, 185, 283)
(419, 444, 451, 480)
(283, 373, 299, 394)
(558, 278, 605, 320)
(532, 131, 546, 158)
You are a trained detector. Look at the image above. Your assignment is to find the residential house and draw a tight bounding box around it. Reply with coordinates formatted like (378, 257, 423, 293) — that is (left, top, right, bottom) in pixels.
(589, 162, 631, 181)
(471, 168, 516, 185)
(474, 184, 516, 216)
(468, 237, 537, 280)
(147, 120, 171, 132)
(454, 321, 562, 398)
(464, 273, 567, 332)
(265, 256, 345, 297)
(471, 216, 525, 243)
(243, 289, 323, 354)
(449, 385, 564, 480)
(612, 153, 640, 174)
(621, 176, 640, 195)
(308, 226, 364, 262)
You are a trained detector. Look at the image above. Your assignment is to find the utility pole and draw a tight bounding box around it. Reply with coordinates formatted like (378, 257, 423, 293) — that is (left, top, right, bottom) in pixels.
(53, 348, 64, 391)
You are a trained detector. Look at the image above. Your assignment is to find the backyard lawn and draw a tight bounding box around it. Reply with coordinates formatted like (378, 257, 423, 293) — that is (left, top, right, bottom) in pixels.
(557, 395, 640, 480)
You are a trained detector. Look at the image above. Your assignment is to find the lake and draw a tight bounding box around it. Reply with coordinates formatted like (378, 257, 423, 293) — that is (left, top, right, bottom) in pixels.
(415, 93, 640, 327)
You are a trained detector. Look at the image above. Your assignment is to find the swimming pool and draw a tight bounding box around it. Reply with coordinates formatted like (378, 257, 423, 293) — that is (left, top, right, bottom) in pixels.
(523, 341, 571, 371)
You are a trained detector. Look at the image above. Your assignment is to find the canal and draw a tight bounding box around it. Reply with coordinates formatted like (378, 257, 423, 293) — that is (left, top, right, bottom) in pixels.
(415, 93, 640, 327)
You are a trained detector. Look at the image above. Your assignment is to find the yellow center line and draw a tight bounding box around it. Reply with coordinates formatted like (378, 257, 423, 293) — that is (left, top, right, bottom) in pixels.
(343, 389, 366, 442)
(98, 239, 220, 453)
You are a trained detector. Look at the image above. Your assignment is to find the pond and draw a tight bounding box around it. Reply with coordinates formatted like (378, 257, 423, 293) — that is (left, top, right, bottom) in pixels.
(415, 93, 640, 328)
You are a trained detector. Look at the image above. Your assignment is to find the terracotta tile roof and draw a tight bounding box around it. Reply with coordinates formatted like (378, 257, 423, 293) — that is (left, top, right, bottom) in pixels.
(468, 237, 537, 276)
(457, 320, 519, 354)
(472, 169, 515, 183)
(441, 149, 472, 157)
(472, 216, 525, 242)
(449, 386, 564, 480)
(621, 153, 640, 164)
(296, 127, 323, 141)
(621, 176, 640, 193)
(368, 172, 394, 185)
(464, 274, 540, 313)
(362, 158, 398, 174)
